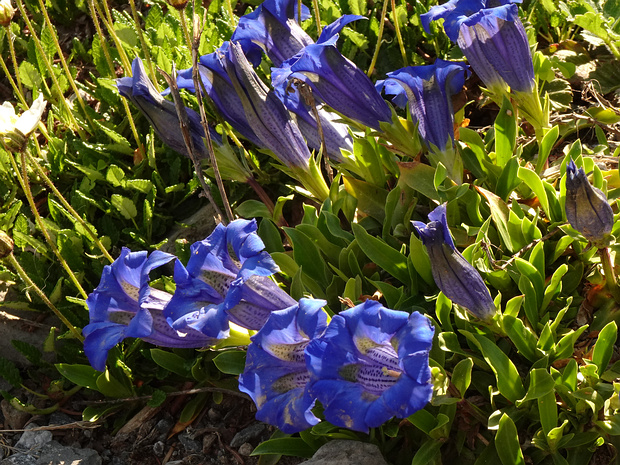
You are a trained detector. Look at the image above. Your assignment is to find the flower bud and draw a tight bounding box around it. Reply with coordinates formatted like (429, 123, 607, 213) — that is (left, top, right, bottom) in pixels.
(0, 94, 46, 152)
(0, 0, 15, 27)
(565, 159, 614, 247)
(0, 230, 14, 259)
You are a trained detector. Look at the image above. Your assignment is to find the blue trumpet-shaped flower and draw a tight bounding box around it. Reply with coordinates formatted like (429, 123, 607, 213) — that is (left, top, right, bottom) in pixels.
(165, 219, 296, 339)
(306, 300, 434, 433)
(223, 41, 313, 169)
(172, 43, 264, 148)
(239, 299, 328, 433)
(117, 57, 221, 159)
(231, 0, 314, 67)
(412, 204, 496, 320)
(273, 15, 392, 131)
(83, 248, 216, 371)
(378, 59, 469, 152)
(565, 160, 614, 247)
(422, 0, 533, 95)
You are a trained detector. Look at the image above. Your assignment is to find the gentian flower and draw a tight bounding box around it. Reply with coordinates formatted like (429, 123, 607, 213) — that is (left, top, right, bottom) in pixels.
(172, 43, 264, 148)
(412, 204, 496, 320)
(239, 298, 328, 433)
(231, 0, 314, 67)
(377, 59, 469, 183)
(117, 57, 222, 159)
(83, 248, 216, 372)
(165, 219, 297, 339)
(565, 160, 614, 247)
(306, 300, 434, 433)
(273, 15, 392, 131)
(421, 0, 533, 95)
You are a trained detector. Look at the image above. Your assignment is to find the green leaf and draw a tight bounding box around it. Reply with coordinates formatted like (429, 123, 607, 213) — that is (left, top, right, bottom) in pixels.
(0, 357, 23, 388)
(538, 390, 558, 437)
(147, 389, 167, 408)
(19, 61, 43, 89)
(536, 126, 559, 174)
(452, 358, 473, 397)
(251, 438, 316, 458)
(552, 326, 588, 361)
(343, 176, 387, 222)
(411, 439, 443, 465)
(96, 369, 133, 398)
(517, 167, 551, 221)
(236, 200, 272, 220)
(111, 194, 137, 220)
(213, 350, 247, 375)
(476, 186, 525, 252)
(516, 368, 555, 406)
(592, 321, 618, 375)
(495, 414, 525, 465)
(502, 315, 541, 362)
(494, 97, 517, 167)
(352, 223, 410, 285)
(462, 331, 525, 403)
(150, 349, 192, 377)
(284, 227, 331, 287)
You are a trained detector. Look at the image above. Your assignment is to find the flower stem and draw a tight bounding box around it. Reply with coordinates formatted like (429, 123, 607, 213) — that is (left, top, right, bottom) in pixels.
(311, 0, 322, 35)
(95, 0, 133, 73)
(128, 0, 158, 86)
(8, 150, 90, 302)
(15, 0, 88, 140)
(391, 0, 407, 66)
(5, 24, 25, 101)
(24, 150, 114, 263)
(35, 0, 98, 134)
(179, 8, 193, 55)
(4, 253, 84, 341)
(600, 247, 620, 304)
(367, 0, 389, 77)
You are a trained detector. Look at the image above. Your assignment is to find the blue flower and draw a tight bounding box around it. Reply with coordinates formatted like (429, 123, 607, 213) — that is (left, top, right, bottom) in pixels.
(565, 160, 614, 247)
(117, 57, 221, 159)
(222, 41, 314, 169)
(83, 248, 216, 372)
(412, 204, 496, 320)
(306, 300, 434, 433)
(377, 59, 469, 152)
(421, 0, 533, 94)
(273, 16, 392, 131)
(231, 0, 314, 67)
(239, 299, 328, 433)
(172, 43, 264, 148)
(165, 219, 296, 339)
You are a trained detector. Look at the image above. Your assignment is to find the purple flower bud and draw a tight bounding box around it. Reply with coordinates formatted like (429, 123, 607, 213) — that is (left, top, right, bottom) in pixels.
(565, 160, 614, 247)
(412, 204, 496, 320)
(117, 58, 221, 159)
(273, 15, 392, 131)
(422, 0, 534, 94)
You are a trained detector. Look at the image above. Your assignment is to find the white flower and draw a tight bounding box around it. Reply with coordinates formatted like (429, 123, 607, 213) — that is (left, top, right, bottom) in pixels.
(0, 94, 46, 137)
(0, 0, 15, 27)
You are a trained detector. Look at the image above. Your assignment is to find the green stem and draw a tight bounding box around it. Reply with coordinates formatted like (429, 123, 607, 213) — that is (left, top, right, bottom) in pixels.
(311, 0, 322, 35)
(95, 0, 133, 73)
(128, 0, 158, 85)
(4, 253, 83, 341)
(36, 0, 97, 134)
(9, 150, 90, 302)
(5, 24, 25, 100)
(24, 150, 114, 263)
(600, 247, 620, 304)
(179, 8, 193, 56)
(0, 51, 27, 107)
(391, 0, 407, 66)
(87, 0, 142, 151)
(367, 0, 389, 77)
(14, 0, 87, 140)
(224, 0, 237, 29)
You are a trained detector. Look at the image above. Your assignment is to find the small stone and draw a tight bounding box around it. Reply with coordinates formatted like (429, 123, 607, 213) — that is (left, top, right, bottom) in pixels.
(0, 453, 37, 465)
(47, 412, 73, 426)
(299, 440, 389, 465)
(36, 442, 102, 465)
(153, 441, 165, 456)
(14, 425, 52, 451)
(237, 443, 254, 456)
(207, 408, 221, 422)
(1, 400, 30, 430)
(230, 423, 265, 448)
(178, 433, 201, 453)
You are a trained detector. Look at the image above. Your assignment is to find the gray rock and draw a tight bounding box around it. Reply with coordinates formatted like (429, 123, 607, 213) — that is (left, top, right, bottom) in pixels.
(178, 433, 201, 453)
(35, 442, 101, 465)
(230, 423, 265, 448)
(237, 443, 254, 456)
(153, 441, 165, 456)
(47, 412, 73, 426)
(14, 426, 52, 451)
(1, 400, 30, 430)
(299, 440, 388, 465)
(0, 455, 37, 465)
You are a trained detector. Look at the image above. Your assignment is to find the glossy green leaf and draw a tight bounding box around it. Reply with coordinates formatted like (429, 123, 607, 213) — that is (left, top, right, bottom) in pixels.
(516, 368, 555, 406)
(592, 321, 618, 375)
(213, 350, 247, 375)
(535, 125, 559, 174)
(411, 439, 443, 465)
(494, 97, 517, 167)
(538, 390, 558, 437)
(251, 438, 316, 458)
(56, 363, 100, 390)
(495, 414, 525, 465)
(502, 315, 540, 362)
(352, 223, 410, 285)
(452, 358, 473, 397)
(284, 227, 331, 286)
(462, 331, 525, 403)
(150, 349, 192, 377)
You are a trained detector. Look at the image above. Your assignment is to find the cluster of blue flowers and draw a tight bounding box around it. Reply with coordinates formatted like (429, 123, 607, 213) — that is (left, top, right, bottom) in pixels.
(83, 219, 435, 433)
(116, 0, 541, 187)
